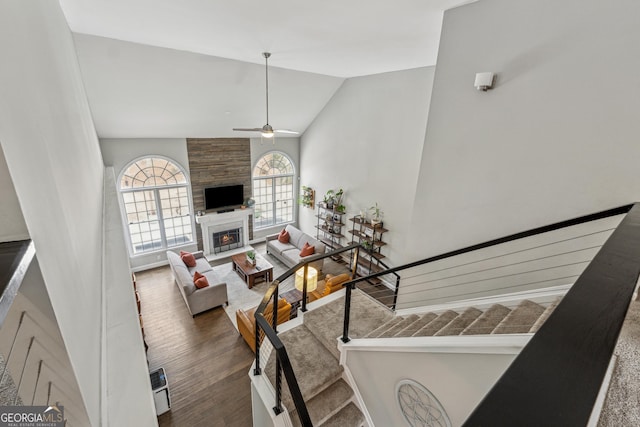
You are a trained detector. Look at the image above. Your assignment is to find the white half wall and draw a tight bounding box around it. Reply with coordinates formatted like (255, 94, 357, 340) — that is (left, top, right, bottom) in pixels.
(346, 345, 518, 426)
(299, 67, 435, 265)
(410, 0, 640, 258)
(0, 2, 104, 423)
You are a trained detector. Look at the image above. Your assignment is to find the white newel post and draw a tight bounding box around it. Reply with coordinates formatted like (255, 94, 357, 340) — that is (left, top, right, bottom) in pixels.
(195, 208, 254, 260)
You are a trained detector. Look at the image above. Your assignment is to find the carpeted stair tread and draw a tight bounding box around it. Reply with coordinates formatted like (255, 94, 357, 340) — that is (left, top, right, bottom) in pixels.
(265, 324, 343, 409)
(462, 304, 512, 335)
(435, 307, 482, 336)
(395, 312, 438, 337)
(493, 300, 546, 334)
(365, 316, 404, 338)
(414, 310, 458, 337)
(381, 314, 421, 338)
(529, 297, 562, 333)
(290, 379, 354, 427)
(319, 402, 364, 427)
(304, 289, 393, 358)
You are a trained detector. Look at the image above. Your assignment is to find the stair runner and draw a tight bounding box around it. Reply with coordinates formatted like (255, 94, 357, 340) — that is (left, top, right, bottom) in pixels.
(265, 290, 560, 426)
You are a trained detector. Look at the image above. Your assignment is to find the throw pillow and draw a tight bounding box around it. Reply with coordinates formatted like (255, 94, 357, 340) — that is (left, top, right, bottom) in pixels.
(299, 242, 315, 257)
(278, 229, 290, 243)
(193, 271, 209, 289)
(180, 250, 196, 267)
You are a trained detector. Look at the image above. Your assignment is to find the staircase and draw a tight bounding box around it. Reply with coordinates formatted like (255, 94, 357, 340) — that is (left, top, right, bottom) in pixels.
(265, 290, 561, 426)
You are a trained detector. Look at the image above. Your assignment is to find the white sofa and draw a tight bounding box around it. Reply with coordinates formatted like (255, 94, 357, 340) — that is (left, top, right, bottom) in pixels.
(166, 250, 228, 317)
(266, 224, 326, 272)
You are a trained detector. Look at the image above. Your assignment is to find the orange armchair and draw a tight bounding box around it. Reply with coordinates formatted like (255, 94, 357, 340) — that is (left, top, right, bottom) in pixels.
(236, 298, 292, 353)
(310, 273, 351, 301)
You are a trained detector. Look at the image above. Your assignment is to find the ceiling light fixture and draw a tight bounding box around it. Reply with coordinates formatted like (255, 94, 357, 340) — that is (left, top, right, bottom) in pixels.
(233, 52, 299, 142)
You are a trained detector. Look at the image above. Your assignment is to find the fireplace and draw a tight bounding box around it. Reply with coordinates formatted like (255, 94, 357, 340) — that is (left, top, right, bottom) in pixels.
(212, 227, 243, 254)
(195, 208, 254, 261)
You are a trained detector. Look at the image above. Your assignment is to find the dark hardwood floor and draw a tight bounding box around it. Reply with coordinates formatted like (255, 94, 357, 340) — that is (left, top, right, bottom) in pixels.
(136, 266, 255, 427)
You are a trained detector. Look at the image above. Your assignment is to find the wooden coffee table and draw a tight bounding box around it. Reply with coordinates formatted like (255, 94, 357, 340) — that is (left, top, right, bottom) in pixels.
(231, 252, 273, 289)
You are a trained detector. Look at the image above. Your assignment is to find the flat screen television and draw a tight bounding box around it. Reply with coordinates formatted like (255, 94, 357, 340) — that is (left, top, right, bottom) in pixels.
(204, 184, 244, 211)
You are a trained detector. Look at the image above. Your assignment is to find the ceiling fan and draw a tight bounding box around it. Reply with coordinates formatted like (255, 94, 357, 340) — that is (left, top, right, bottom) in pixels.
(233, 52, 299, 139)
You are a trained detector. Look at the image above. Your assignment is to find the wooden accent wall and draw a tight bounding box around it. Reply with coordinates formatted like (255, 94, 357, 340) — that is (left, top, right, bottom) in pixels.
(187, 138, 253, 250)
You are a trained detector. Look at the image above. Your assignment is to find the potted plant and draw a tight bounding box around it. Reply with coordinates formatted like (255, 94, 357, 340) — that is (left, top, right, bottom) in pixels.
(246, 250, 256, 266)
(335, 204, 346, 214)
(369, 202, 383, 227)
(324, 189, 335, 209)
(333, 188, 344, 208)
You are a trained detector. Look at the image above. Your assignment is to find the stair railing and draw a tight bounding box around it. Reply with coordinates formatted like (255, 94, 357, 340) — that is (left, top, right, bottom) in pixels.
(254, 243, 361, 426)
(339, 203, 634, 342)
(337, 203, 640, 426)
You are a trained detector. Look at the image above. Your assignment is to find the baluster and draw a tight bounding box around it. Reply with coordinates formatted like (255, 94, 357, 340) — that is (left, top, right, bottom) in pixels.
(14, 336, 35, 405)
(273, 356, 283, 415)
(0, 311, 26, 387)
(271, 290, 278, 333)
(342, 247, 359, 343)
(31, 360, 42, 405)
(301, 264, 309, 312)
(254, 321, 261, 375)
(342, 285, 352, 343)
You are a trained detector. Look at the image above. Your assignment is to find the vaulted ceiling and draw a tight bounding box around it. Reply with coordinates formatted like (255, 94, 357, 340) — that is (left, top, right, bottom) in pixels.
(59, 0, 473, 138)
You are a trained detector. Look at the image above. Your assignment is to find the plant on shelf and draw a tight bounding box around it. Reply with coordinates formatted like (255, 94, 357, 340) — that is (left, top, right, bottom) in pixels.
(361, 240, 373, 251)
(323, 188, 344, 211)
(323, 189, 335, 209)
(335, 204, 346, 214)
(246, 250, 256, 266)
(369, 202, 383, 227)
(299, 186, 314, 208)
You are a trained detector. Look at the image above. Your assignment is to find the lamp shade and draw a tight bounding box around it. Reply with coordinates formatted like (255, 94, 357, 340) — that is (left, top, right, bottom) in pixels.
(295, 266, 318, 292)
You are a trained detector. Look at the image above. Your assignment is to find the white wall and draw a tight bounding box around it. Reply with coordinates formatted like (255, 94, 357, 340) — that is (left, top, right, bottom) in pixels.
(300, 67, 434, 265)
(0, 2, 104, 423)
(73, 34, 344, 139)
(410, 0, 640, 258)
(347, 348, 517, 426)
(100, 138, 197, 269)
(100, 138, 190, 179)
(0, 144, 29, 242)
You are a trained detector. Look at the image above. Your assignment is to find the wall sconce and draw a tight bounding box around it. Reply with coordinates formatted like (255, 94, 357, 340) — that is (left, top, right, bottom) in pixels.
(474, 72, 495, 91)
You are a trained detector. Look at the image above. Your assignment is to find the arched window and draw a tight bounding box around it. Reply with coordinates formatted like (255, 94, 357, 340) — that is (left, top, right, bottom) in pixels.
(252, 152, 295, 228)
(119, 157, 194, 254)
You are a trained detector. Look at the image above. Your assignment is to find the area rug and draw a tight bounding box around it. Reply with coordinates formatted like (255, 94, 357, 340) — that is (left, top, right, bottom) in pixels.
(218, 255, 294, 329)
(218, 251, 349, 329)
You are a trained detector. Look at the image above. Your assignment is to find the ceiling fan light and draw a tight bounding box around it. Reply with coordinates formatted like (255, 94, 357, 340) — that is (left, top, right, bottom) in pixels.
(261, 131, 274, 138)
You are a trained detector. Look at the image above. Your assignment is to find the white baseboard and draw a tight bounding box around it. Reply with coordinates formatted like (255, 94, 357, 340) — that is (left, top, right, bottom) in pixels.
(131, 259, 169, 273)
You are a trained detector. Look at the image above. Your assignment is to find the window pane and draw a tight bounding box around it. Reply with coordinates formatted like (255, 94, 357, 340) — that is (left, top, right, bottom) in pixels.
(120, 158, 194, 253)
(124, 190, 159, 253)
(252, 152, 295, 230)
(159, 188, 193, 247)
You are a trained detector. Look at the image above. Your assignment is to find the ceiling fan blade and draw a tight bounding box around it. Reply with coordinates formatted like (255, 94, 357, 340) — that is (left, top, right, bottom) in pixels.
(275, 129, 300, 135)
(233, 128, 263, 132)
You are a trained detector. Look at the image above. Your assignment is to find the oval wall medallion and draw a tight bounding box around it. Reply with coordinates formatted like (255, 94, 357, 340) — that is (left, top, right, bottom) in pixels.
(396, 379, 452, 427)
